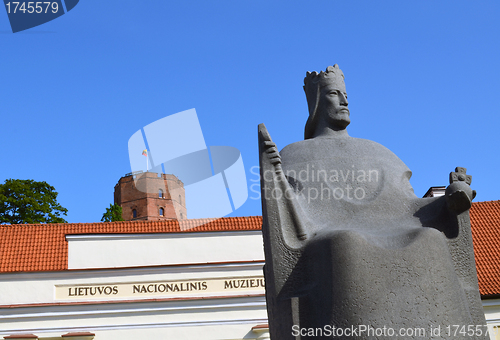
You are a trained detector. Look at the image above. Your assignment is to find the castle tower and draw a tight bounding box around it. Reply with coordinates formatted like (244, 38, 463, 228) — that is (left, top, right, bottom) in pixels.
(114, 172, 187, 221)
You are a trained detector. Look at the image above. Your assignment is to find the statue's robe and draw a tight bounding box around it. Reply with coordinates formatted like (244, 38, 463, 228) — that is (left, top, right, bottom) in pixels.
(261, 134, 487, 339)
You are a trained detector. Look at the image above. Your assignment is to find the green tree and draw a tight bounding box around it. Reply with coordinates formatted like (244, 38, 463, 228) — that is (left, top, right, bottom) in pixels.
(101, 203, 124, 222)
(0, 179, 68, 224)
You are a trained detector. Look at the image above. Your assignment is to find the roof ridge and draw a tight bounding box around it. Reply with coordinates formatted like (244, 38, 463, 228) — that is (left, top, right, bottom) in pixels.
(0, 215, 264, 228)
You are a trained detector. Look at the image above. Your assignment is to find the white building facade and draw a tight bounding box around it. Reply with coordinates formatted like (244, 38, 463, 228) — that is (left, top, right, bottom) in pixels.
(0, 228, 269, 340)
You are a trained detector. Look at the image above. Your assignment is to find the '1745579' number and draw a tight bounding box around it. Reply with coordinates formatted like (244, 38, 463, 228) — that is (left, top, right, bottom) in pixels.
(5, 2, 59, 14)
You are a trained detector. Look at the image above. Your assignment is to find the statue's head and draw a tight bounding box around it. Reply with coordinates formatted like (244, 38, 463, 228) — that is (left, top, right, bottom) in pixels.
(303, 65, 350, 139)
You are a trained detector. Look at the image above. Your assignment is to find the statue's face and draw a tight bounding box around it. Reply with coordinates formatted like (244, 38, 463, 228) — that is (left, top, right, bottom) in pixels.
(318, 85, 350, 130)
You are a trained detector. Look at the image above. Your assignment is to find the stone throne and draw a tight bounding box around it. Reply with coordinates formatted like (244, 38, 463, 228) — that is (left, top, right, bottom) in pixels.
(258, 65, 487, 339)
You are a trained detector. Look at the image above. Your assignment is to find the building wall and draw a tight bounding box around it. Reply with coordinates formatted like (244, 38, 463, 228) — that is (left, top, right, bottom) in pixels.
(0, 263, 268, 340)
(67, 231, 265, 270)
(483, 300, 500, 340)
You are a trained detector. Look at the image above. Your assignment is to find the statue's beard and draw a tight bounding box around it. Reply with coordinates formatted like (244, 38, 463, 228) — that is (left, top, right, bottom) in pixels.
(329, 110, 350, 130)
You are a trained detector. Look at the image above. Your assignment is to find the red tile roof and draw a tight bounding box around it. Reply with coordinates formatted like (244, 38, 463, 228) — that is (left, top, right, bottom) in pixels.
(470, 200, 500, 298)
(1, 203, 499, 298)
(0, 217, 262, 273)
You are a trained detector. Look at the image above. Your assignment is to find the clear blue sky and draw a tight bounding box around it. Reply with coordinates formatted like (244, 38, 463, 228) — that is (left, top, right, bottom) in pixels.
(1, 1, 499, 223)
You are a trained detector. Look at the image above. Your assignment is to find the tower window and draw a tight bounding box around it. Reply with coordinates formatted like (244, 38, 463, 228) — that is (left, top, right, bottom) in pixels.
(179, 194, 182, 204)
(132, 209, 137, 218)
(159, 189, 164, 198)
(180, 212, 183, 219)
(159, 207, 164, 216)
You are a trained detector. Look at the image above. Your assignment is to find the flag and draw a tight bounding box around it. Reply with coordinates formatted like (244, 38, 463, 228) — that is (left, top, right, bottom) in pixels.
(142, 149, 148, 156)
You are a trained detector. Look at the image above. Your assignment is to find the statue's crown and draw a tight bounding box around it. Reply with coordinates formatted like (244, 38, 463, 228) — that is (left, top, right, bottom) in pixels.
(304, 64, 345, 90)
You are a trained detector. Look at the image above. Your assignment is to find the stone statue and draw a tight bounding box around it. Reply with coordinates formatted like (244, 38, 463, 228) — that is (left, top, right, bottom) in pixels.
(258, 65, 487, 339)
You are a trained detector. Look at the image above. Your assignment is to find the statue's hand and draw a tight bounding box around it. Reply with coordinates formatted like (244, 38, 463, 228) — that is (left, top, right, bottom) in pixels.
(446, 167, 476, 212)
(263, 140, 282, 166)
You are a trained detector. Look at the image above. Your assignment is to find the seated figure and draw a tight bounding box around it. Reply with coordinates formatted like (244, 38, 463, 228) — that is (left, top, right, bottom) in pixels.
(258, 65, 487, 339)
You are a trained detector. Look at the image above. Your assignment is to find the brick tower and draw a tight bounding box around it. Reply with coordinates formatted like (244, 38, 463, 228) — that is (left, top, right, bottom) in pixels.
(114, 172, 187, 221)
